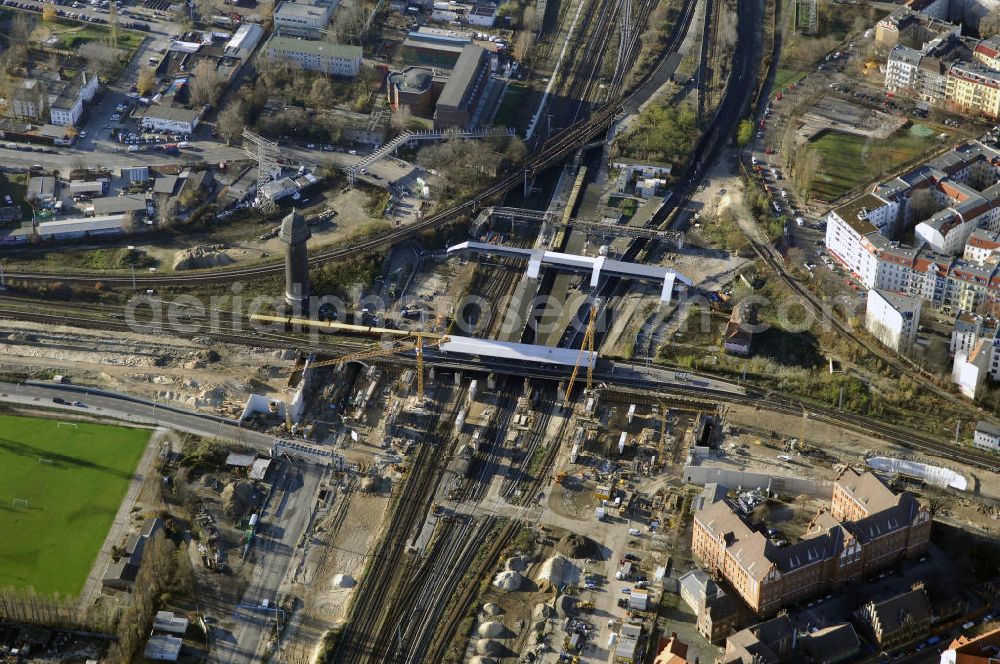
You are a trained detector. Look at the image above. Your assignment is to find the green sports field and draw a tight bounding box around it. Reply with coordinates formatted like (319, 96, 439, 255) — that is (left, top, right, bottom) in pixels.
(0, 415, 149, 596)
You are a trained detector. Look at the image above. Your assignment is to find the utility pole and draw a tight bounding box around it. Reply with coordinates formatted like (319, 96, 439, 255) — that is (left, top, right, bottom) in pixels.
(128, 245, 136, 290)
(954, 420, 961, 443)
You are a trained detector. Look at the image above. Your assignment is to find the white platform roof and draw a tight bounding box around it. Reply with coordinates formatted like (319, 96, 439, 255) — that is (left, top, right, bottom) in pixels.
(448, 241, 692, 303)
(439, 335, 597, 367)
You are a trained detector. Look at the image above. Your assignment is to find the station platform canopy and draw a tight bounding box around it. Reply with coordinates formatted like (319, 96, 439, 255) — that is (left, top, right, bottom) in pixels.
(438, 335, 597, 367)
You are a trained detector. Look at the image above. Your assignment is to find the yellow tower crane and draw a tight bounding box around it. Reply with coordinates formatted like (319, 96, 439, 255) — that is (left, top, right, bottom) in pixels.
(563, 305, 597, 408)
(287, 334, 449, 401)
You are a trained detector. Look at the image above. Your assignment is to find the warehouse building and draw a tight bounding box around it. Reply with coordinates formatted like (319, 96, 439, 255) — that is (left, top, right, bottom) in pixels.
(35, 215, 129, 241)
(140, 106, 203, 135)
(273, 0, 337, 37)
(400, 26, 472, 67)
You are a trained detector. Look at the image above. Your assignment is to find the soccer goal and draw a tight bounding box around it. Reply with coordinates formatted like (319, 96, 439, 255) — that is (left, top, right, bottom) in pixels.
(11, 498, 30, 509)
(56, 422, 79, 429)
(38, 457, 55, 465)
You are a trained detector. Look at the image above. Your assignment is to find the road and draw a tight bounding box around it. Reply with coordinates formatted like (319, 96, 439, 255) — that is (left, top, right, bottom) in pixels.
(0, 379, 326, 664)
(0, 380, 276, 447)
(212, 461, 325, 664)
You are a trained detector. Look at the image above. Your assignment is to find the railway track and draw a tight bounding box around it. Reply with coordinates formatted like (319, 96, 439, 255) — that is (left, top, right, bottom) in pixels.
(744, 235, 977, 415)
(4, 298, 993, 473)
(364, 377, 517, 662)
(3, 102, 622, 289)
(422, 385, 573, 663)
(0, 303, 375, 358)
(5, 0, 696, 291)
(331, 385, 466, 664)
(612, 384, 997, 471)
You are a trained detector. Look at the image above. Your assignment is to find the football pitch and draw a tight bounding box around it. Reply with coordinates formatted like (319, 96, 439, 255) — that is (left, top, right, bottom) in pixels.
(0, 415, 150, 596)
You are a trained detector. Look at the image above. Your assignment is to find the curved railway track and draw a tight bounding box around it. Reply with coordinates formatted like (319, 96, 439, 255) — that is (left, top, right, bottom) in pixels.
(744, 235, 976, 414)
(4, 0, 693, 290)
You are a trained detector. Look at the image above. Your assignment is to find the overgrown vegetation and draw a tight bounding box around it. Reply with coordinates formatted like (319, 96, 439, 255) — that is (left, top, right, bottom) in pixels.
(105, 530, 195, 664)
(613, 104, 698, 167)
(415, 137, 527, 204)
(700, 208, 751, 254)
(312, 249, 386, 299)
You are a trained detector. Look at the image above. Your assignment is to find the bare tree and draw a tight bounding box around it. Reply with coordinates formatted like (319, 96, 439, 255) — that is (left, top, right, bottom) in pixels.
(792, 146, 821, 202)
(391, 103, 411, 132)
(8, 14, 33, 64)
(189, 60, 222, 108)
(137, 67, 157, 96)
(332, 3, 366, 44)
(216, 101, 245, 145)
(310, 77, 334, 109)
(981, 7, 1000, 36)
(79, 43, 120, 77)
(157, 198, 177, 228)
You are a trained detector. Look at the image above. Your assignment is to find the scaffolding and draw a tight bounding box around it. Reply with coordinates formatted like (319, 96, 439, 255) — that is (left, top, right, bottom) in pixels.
(242, 129, 282, 215)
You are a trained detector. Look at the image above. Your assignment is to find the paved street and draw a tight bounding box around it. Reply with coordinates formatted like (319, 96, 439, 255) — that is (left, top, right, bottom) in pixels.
(212, 462, 326, 664)
(0, 380, 275, 448)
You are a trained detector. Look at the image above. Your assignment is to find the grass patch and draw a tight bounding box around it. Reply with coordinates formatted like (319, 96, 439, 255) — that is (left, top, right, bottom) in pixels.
(53, 21, 144, 51)
(808, 128, 934, 202)
(0, 415, 149, 595)
(773, 68, 807, 94)
(493, 83, 530, 131)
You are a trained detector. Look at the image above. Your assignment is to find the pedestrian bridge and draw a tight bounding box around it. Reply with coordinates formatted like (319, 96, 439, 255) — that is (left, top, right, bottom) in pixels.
(447, 241, 692, 304)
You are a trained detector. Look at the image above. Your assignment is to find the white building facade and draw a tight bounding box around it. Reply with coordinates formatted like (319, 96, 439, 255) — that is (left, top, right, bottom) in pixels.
(865, 289, 922, 353)
(266, 36, 362, 77)
(973, 420, 1000, 452)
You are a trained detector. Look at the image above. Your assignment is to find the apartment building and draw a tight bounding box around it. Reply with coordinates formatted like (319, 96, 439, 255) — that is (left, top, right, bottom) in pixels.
(973, 35, 1000, 70)
(825, 142, 1000, 313)
(953, 335, 1000, 397)
(8, 71, 99, 126)
(941, 624, 1000, 663)
(866, 289, 922, 353)
(265, 35, 362, 77)
(876, 6, 958, 48)
(886, 44, 951, 102)
(855, 585, 932, 649)
(949, 313, 1000, 398)
(965, 228, 1000, 262)
(973, 420, 1000, 452)
(947, 62, 1000, 118)
(692, 469, 930, 616)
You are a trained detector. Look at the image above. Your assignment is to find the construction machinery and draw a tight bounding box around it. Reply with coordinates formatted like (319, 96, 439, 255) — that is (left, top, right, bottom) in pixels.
(563, 305, 598, 408)
(288, 334, 449, 400)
